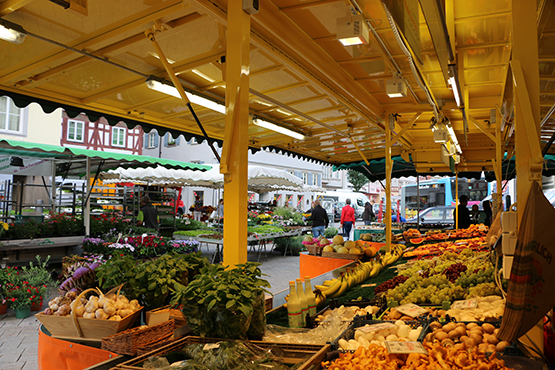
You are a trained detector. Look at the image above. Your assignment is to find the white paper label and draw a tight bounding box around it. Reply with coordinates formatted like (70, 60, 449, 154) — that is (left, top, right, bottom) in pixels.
(203, 343, 220, 350)
(395, 303, 429, 318)
(385, 341, 428, 354)
(450, 299, 478, 309)
(358, 322, 396, 333)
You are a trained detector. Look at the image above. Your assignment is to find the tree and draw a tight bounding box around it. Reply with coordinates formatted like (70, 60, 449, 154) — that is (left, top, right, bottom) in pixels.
(347, 170, 369, 192)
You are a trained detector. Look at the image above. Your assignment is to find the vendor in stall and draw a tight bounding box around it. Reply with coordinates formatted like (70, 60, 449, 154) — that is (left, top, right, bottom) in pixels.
(137, 195, 159, 231)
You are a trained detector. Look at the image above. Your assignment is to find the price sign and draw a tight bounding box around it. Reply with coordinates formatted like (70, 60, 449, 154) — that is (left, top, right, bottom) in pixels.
(450, 299, 478, 309)
(203, 343, 220, 350)
(395, 303, 429, 318)
(358, 322, 396, 333)
(385, 341, 428, 354)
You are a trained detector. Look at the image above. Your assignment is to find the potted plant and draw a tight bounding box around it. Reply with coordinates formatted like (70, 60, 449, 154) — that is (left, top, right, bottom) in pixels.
(0, 266, 7, 314)
(171, 262, 270, 340)
(5, 281, 35, 318)
(20, 255, 55, 311)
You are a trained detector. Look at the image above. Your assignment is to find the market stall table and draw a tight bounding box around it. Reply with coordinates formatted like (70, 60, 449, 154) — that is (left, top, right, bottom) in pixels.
(353, 225, 403, 241)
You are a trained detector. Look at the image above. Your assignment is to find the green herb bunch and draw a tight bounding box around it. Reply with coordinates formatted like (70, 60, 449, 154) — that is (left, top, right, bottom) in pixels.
(171, 262, 270, 340)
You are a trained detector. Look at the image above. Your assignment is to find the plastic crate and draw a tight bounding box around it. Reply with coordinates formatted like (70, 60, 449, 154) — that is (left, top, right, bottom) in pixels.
(331, 318, 429, 350)
(113, 336, 330, 370)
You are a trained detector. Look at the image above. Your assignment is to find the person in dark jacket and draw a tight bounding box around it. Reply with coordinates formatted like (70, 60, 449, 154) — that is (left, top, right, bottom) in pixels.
(137, 195, 159, 231)
(306, 199, 329, 238)
(362, 202, 374, 225)
(482, 200, 492, 227)
(454, 195, 471, 229)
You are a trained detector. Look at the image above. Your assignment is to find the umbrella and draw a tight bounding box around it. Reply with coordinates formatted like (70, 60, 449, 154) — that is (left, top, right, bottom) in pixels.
(100, 165, 303, 192)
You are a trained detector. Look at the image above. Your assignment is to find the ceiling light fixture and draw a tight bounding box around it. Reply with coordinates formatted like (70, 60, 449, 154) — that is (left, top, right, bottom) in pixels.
(448, 64, 463, 107)
(386, 73, 407, 98)
(253, 117, 305, 140)
(145, 78, 226, 114)
(0, 19, 27, 44)
(337, 14, 369, 46)
(444, 118, 462, 154)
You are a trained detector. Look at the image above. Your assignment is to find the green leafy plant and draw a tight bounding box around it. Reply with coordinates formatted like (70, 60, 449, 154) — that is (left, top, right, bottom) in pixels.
(171, 262, 270, 340)
(20, 255, 55, 299)
(324, 226, 339, 238)
(96, 253, 209, 310)
(174, 229, 218, 237)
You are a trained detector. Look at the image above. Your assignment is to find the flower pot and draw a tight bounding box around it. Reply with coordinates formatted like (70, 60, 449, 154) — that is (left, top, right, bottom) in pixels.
(15, 306, 31, 319)
(31, 298, 43, 311)
(0, 302, 7, 315)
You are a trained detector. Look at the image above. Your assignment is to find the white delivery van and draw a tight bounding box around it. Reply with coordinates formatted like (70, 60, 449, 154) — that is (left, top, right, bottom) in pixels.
(315, 190, 372, 220)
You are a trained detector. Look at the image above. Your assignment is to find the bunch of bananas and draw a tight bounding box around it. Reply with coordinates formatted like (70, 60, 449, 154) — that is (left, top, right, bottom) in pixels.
(381, 244, 404, 266)
(312, 245, 405, 301)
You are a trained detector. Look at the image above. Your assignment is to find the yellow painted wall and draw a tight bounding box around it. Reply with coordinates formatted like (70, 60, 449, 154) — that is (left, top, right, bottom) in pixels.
(0, 103, 62, 145)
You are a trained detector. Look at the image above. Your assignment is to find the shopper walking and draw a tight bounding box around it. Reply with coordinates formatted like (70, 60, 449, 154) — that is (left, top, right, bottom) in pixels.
(136, 195, 159, 231)
(216, 198, 224, 218)
(454, 195, 471, 229)
(362, 201, 374, 225)
(193, 194, 203, 221)
(482, 200, 492, 227)
(340, 198, 356, 240)
(306, 199, 329, 238)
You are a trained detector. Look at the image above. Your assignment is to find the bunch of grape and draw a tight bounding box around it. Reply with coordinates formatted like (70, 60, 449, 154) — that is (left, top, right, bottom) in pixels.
(374, 275, 409, 295)
(455, 264, 495, 288)
(442, 263, 467, 282)
(465, 282, 501, 299)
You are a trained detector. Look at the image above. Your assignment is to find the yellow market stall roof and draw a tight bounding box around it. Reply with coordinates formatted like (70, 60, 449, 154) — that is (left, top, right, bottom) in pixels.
(0, 0, 552, 171)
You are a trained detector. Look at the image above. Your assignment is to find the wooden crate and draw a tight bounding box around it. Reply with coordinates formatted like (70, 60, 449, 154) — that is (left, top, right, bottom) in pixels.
(35, 307, 143, 341)
(113, 336, 330, 370)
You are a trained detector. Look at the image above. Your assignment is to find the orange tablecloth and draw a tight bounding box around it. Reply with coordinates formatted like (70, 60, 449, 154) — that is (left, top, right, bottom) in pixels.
(299, 253, 353, 279)
(39, 326, 118, 370)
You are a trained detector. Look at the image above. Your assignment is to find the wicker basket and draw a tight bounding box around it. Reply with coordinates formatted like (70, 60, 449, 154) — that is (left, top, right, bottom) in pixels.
(306, 244, 324, 256)
(136, 335, 176, 356)
(101, 319, 175, 355)
(321, 251, 363, 260)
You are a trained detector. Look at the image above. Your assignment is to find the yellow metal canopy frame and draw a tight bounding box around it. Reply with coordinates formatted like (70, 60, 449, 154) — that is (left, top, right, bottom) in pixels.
(0, 0, 551, 263)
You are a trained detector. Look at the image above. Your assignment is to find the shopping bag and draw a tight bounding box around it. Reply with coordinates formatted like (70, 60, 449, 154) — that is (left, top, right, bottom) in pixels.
(210, 210, 218, 219)
(497, 181, 555, 341)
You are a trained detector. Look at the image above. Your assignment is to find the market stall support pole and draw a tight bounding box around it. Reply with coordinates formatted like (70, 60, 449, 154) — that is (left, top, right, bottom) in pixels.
(455, 173, 458, 229)
(512, 0, 542, 226)
(50, 160, 56, 213)
(221, 2, 251, 267)
(385, 115, 393, 252)
(84, 157, 91, 236)
(494, 115, 503, 217)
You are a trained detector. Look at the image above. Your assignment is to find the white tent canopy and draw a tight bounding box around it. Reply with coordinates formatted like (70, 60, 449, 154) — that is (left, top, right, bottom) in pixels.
(99, 165, 304, 192)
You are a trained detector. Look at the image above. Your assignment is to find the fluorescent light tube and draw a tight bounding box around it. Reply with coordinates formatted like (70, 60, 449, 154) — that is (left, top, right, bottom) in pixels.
(146, 79, 226, 114)
(0, 19, 26, 44)
(339, 37, 365, 46)
(449, 76, 461, 106)
(253, 118, 305, 140)
(387, 92, 404, 98)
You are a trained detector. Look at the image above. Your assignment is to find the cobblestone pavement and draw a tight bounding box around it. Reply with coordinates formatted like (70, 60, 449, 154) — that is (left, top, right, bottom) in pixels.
(0, 245, 299, 369)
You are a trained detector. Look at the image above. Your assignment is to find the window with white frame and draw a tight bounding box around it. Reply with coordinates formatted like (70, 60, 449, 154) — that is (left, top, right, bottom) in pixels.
(0, 96, 22, 134)
(302, 172, 308, 185)
(112, 127, 126, 147)
(67, 119, 84, 142)
(312, 173, 318, 186)
(332, 169, 341, 179)
(147, 132, 157, 148)
(323, 166, 330, 179)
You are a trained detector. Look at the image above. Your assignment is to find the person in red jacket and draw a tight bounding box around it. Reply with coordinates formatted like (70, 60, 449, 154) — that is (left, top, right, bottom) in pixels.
(340, 198, 356, 240)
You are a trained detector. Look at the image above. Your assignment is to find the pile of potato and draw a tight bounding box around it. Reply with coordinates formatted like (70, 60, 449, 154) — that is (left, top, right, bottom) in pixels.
(424, 321, 510, 353)
(43, 290, 140, 321)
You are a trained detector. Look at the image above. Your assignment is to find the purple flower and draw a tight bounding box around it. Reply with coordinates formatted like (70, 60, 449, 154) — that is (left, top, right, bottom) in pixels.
(73, 266, 90, 280)
(89, 263, 100, 271)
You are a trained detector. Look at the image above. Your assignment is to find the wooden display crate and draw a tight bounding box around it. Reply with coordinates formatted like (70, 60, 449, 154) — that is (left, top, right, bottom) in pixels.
(113, 336, 330, 370)
(35, 307, 143, 341)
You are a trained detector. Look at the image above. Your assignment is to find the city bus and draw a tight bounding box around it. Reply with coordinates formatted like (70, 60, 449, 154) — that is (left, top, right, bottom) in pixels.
(400, 177, 491, 218)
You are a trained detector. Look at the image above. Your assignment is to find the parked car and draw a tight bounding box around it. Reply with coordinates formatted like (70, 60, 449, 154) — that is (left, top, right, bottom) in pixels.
(406, 206, 456, 228)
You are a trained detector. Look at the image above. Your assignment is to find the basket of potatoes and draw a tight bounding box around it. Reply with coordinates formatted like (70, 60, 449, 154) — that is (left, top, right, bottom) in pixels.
(423, 320, 511, 354)
(36, 286, 143, 340)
